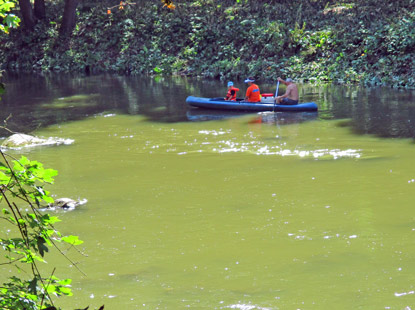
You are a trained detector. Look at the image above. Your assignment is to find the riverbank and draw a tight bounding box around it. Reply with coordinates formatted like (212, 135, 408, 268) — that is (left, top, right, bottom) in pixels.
(1, 0, 414, 88)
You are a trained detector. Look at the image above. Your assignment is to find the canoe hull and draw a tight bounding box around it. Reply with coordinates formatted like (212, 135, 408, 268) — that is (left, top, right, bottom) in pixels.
(186, 96, 318, 112)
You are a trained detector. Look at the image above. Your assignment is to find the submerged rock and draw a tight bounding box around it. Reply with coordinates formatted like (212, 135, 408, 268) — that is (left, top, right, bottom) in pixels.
(1, 133, 74, 149)
(47, 198, 88, 211)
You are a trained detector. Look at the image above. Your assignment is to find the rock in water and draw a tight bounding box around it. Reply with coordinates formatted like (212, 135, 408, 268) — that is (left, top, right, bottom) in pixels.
(48, 198, 88, 211)
(1, 133, 74, 149)
(1, 133, 46, 148)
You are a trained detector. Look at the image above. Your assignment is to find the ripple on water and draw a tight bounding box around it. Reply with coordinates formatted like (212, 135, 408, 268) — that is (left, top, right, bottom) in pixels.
(138, 126, 362, 160)
(225, 304, 271, 310)
(192, 141, 361, 159)
(394, 290, 414, 297)
(195, 130, 361, 159)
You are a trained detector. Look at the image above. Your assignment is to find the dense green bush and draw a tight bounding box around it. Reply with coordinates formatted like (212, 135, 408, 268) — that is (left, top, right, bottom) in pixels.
(0, 0, 414, 88)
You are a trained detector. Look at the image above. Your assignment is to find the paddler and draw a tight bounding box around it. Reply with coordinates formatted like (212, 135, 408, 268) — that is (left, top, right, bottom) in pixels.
(244, 77, 261, 102)
(275, 77, 299, 105)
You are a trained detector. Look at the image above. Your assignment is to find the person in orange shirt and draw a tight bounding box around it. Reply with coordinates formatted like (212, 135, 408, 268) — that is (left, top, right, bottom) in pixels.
(244, 77, 261, 102)
(224, 81, 240, 101)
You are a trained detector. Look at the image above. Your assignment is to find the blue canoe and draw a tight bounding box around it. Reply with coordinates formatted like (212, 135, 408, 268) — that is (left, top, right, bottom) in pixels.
(186, 96, 318, 112)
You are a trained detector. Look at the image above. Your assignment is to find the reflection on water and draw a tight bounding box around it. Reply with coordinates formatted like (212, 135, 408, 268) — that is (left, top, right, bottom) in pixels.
(252, 111, 318, 125)
(1, 72, 415, 138)
(187, 109, 249, 122)
(186, 109, 319, 125)
(317, 85, 415, 138)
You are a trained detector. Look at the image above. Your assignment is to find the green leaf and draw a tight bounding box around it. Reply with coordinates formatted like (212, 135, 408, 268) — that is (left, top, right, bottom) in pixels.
(0, 171, 10, 184)
(58, 278, 72, 286)
(0, 2, 16, 11)
(58, 285, 73, 296)
(46, 284, 56, 294)
(61, 235, 83, 246)
(39, 214, 61, 225)
(20, 249, 46, 263)
(17, 156, 30, 166)
(41, 168, 58, 183)
(4, 14, 20, 28)
(42, 194, 54, 204)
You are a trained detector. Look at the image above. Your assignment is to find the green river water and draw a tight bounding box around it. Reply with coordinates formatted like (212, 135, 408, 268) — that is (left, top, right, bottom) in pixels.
(1, 74, 415, 309)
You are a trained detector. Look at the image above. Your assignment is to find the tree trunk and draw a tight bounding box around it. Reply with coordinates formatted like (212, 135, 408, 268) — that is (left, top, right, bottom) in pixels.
(18, 0, 36, 29)
(59, 0, 79, 36)
(34, 0, 46, 20)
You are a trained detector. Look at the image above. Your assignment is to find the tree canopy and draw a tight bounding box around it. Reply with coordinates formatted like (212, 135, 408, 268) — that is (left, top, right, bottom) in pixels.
(1, 0, 414, 88)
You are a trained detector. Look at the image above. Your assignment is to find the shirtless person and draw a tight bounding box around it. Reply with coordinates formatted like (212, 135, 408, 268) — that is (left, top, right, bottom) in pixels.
(275, 77, 299, 105)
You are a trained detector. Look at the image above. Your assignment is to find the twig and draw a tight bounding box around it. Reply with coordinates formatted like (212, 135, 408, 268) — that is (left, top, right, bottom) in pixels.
(40, 268, 56, 309)
(107, 1, 136, 10)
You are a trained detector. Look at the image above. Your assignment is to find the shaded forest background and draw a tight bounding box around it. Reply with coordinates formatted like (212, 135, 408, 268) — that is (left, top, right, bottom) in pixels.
(1, 0, 415, 88)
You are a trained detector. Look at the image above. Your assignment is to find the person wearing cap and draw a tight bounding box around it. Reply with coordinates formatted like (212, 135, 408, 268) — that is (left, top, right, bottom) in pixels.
(224, 81, 240, 101)
(244, 77, 261, 103)
(275, 77, 299, 105)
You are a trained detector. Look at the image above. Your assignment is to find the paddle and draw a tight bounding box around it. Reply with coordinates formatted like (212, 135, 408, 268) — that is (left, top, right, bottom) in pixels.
(273, 81, 280, 112)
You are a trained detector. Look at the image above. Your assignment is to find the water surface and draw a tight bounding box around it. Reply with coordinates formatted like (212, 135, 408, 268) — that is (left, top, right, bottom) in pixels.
(1, 74, 415, 309)
(2, 72, 415, 138)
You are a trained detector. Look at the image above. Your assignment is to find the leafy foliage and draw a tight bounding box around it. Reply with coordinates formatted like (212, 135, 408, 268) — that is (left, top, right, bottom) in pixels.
(0, 152, 84, 310)
(0, 0, 414, 88)
(0, 0, 20, 34)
